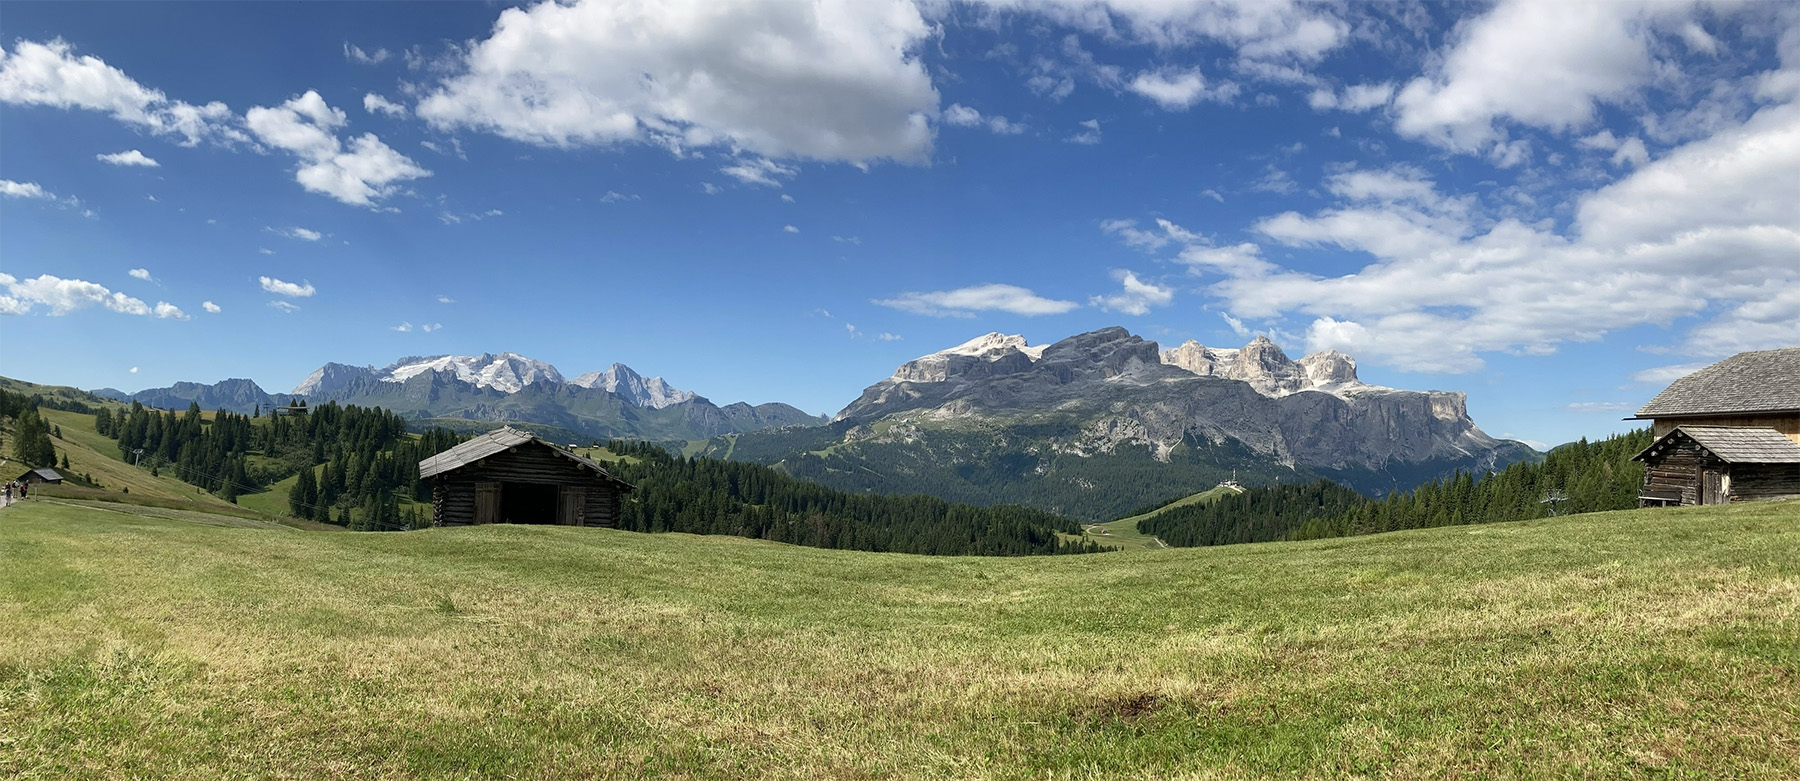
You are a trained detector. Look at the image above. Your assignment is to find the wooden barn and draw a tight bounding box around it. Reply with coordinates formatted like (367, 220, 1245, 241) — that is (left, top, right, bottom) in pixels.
(419, 426, 632, 527)
(1629, 347, 1800, 506)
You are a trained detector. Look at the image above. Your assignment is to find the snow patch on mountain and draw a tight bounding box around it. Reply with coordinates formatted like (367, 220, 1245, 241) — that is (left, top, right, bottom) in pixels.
(381, 353, 565, 393)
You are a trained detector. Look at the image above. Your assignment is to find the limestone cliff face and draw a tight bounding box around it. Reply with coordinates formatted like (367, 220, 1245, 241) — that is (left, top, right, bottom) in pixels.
(1161, 335, 1369, 398)
(835, 327, 1528, 472)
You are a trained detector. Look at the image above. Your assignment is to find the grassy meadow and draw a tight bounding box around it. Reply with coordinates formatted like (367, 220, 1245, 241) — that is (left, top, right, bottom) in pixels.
(3, 497, 1798, 778)
(1083, 485, 1242, 549)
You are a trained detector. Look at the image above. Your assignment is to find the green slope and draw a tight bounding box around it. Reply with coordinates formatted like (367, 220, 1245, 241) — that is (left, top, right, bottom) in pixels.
(1084, 485, 1243, 549)
(4, 499, 1797, 778)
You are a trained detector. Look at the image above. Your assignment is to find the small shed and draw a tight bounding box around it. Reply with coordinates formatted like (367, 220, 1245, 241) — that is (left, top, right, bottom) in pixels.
(16, 467, 63, 485)
(419, 426, 632, 527)
(1631, 426, 1800, 506)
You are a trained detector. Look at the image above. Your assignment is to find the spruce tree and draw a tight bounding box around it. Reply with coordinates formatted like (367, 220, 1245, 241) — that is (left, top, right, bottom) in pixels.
(10, 409, 56, 466)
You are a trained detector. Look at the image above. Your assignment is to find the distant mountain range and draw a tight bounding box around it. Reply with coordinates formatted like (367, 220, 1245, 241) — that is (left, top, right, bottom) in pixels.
(703, 328, 1539, 520)
(85, 330, 1537, 520)
(92, 353, 824, 442)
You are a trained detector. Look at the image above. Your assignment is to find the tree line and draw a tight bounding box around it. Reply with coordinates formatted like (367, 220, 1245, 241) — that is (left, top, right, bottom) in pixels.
(1140, 429, 1654, 547)
(2, 388, 61, 470)
(96, 400, 464, 529)
(604, 439, 1108, 556)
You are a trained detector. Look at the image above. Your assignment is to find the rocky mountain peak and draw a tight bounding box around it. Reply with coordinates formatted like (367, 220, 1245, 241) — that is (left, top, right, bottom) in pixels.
(1034, 327, 1162, 383)
(569, 363, 697, 409)
(942, 332, 1047, 360)
(1160, 336, 1369, 398)
(890, 332, 1042, 383)
(292, 362, 378, 396)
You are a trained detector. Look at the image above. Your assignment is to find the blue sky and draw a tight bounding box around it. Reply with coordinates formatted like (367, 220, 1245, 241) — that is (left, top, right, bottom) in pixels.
(3, 1, 1798, 448)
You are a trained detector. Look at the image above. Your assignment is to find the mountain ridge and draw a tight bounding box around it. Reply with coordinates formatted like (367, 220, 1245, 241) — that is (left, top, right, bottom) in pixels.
(714, 326, 1537, 520)
(97, 353, 825, 442)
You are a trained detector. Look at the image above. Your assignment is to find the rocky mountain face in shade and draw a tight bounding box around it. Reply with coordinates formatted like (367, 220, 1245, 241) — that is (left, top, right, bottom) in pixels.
(713, 327, 1538, 520)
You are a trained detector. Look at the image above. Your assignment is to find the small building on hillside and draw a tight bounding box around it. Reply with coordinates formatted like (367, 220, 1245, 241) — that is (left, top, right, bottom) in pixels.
(419, 426, 632, 527)
(1629, 347, 1800, 506)
(15, 467, 63, 486)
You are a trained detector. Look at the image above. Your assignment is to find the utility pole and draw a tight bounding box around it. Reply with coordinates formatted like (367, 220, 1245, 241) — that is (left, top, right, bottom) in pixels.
(132, 448, 145, 467)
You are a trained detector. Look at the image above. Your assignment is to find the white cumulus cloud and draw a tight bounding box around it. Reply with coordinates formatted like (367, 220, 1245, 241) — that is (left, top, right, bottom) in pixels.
(1392, 0, 1706, 155)
(245, 90, 429, 206)
(0, 39, 244, 146)
(202, 300, 221, 313)
(415, 0, 939, 167)
(0, 272, 186, 319)
(129, 268, 152, 281)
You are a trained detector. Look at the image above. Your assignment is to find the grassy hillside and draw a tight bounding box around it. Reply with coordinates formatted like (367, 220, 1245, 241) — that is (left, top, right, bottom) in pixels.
(1085, 485, 1242, 549)
(3, 499, 1797, 778)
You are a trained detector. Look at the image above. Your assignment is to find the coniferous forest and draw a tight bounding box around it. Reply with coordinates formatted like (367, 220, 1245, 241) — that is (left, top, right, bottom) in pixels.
(604, 440, 1104, 556)
(65, 396, 1103, 554)
(1141, 429, 1655, 547)
(95, 400, 464, 530)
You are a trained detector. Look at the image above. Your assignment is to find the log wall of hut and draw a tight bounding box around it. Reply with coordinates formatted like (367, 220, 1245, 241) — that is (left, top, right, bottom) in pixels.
(430, 444, 622, 527)
(1730, 463, 1800, 503)
(1639, 437, 1716, 507)
(1650, 414, 1800, 443)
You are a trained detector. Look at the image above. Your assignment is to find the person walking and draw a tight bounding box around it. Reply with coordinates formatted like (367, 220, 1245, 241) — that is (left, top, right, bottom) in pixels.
(18, 480, 27, 502)
(3, 481, 11, 507)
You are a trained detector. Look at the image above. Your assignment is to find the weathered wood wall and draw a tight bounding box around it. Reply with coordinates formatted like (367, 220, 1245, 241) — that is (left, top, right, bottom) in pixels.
(1640, 437, 1712, 507)
(1651, 414, 1800, 444)
(1731, 464, 1800, 503)
(430, 444, 623, 527)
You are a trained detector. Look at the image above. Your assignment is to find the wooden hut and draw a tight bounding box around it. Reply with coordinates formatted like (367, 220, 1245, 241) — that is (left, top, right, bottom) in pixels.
(1632, 426, 1800, 506)
(419, 426, 632, 527)
(1629, 347, 1800, 442)
(15, 467, 63, 486)
(1629, 347, 1800, 506)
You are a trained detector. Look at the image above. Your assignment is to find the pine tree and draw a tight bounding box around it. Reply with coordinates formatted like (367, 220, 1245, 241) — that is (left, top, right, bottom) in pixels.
(10, 409, 57, 466)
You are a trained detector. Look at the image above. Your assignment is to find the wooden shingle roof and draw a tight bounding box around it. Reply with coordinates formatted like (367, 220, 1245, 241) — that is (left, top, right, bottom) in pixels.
(1633, 425, 1800, 465)
(418, 426, 630, 487)
(1634, 347, 1800, 418)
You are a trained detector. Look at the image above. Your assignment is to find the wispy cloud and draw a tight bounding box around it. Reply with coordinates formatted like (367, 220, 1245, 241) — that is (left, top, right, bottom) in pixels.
(97, 149, 159, 167)
(269, 226, 322, 241)
(1089, 270, 1174, 316)
(1565, 401, 1634, 414)
(259, 276, 315, 297)
(874, 283, 1078, 318)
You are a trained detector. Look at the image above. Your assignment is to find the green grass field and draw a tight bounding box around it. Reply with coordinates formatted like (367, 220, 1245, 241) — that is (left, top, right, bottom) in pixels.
(3, 497, 1797, 778)
(1084, 485, 1243, 549)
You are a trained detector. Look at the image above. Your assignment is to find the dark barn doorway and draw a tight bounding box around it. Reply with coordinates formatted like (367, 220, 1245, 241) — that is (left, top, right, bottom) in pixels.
(500, 482, 560, 524)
